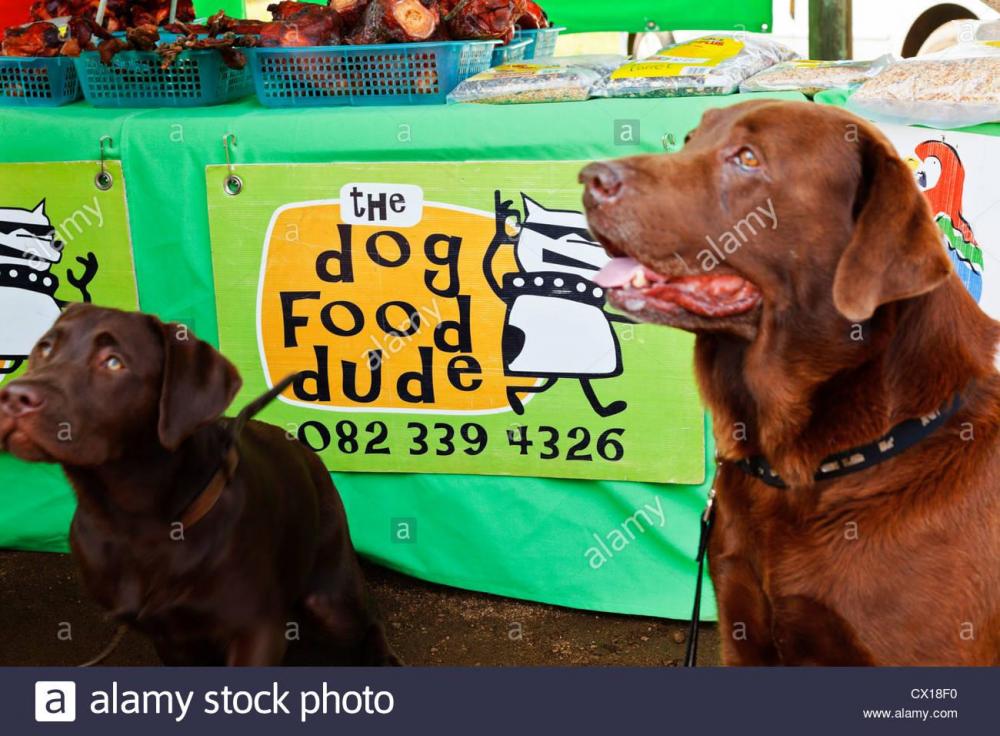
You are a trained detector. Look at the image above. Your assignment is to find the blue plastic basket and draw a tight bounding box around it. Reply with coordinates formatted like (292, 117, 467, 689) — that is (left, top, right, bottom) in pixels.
(250, 39, 497, 108)
(514, 26, 565, 59)
(74, 49, 253, 108)
(0, 56, 80, 107)
(491, 38, 530, 66)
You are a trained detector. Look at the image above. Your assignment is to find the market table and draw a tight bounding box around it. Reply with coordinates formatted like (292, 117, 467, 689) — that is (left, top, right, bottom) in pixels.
(0, 91, 811, 622)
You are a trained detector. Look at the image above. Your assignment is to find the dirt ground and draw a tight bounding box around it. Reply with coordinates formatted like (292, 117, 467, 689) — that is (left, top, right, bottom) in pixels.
(0, 550, 720, 667)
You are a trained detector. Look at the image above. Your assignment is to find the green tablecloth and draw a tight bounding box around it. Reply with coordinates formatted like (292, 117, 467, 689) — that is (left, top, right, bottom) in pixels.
(0, 92, 804, 619)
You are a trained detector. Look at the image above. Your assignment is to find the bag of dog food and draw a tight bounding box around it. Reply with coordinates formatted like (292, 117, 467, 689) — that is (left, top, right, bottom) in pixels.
(448, 55, 625, 104)
(591, 34, 796, 98)
(848, 43, 1000, 129)
(740, 56, 893, 96)
(973, 19, 1000, 41)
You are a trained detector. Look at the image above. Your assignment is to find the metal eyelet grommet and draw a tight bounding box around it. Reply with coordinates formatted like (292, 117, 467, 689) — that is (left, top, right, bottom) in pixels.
(223, 174, 244, 196)
(94, 170, 113, 191)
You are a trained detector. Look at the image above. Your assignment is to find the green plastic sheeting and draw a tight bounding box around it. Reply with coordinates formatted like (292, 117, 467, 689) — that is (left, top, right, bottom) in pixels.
(194, 0, 245, 17)
(543, 0, 772, 33)
(190, 1, 773, 33)
(0, 92, 804, 619)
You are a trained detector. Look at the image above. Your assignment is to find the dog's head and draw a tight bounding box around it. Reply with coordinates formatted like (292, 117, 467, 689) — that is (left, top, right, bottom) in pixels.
(581, 100, 952, 340)
(0, 304, 241, 466)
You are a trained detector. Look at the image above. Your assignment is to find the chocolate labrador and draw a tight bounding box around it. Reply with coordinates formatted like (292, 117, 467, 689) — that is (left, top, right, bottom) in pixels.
(0, 304, 398, 666)
(581, 100, 1000, 665)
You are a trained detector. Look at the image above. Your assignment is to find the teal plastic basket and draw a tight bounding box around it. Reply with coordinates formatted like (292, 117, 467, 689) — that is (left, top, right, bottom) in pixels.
(0, 56, 80, 107)
(74, 49, 252, 108)
(491, 38, 530, 66)
(515, 26, 565, 59)
(250, 39, 497, 107)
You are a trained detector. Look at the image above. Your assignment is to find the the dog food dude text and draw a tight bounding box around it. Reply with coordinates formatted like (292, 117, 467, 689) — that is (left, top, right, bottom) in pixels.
(273, 184, 493, 410)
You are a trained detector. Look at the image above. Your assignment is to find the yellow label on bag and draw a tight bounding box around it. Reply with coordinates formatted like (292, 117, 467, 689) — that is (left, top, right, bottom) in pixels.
(611, 36, 744, 79)
(478, 62, 562, 79)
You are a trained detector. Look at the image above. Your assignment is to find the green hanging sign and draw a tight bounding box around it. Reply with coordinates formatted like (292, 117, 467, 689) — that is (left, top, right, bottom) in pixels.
(207, 161, 705, 484)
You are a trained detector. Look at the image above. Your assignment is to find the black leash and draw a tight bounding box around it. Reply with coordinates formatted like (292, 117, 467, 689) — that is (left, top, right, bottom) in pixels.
(684, 485, 715, 667)
(78, 625, 128, 668)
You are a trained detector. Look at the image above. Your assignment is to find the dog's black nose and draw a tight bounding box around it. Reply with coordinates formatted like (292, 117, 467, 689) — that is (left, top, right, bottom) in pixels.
(0, 383, 45, 417)
(580, 161, 625, 207)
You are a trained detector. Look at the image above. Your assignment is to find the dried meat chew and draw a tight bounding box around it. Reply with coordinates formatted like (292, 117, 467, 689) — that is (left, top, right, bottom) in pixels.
(445, 0, 525, 43)
(517, 0, 549, 29)
(349, 0, 440, 44)
(29, 0, 195, 31)
(157, 33, 256, 70)
(259, 20, 338, 47)
(331, 0, 372, 27)
(260, 2, 343, 46)
(164, 11, 267, 37)
(1, 22, 62, 57)
(59, 15, 115, 56)
(267, 1, 311, 20)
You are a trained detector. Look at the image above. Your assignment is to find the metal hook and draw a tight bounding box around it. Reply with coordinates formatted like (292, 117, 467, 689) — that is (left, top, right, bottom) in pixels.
(661, 132, 678, 152)
(223, 133, 243, 196)
(95, 135, 113, 191)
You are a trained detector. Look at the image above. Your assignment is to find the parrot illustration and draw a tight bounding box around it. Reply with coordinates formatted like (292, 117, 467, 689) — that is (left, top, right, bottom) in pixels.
(907, 140, 983, 303)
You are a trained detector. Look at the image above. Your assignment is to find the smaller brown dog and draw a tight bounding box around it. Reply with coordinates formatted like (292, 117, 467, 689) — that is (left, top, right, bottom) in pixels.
(0, 304, 398, 666)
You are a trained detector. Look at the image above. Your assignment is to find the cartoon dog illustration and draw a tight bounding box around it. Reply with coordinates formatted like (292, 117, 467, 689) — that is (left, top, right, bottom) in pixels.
(0, 200, 97, 375)
(907, 140, 984, 303)
(484, 192, 630, 418)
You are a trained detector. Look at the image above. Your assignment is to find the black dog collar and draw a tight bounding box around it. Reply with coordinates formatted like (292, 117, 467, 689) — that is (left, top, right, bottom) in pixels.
(737, 394, 964, 489)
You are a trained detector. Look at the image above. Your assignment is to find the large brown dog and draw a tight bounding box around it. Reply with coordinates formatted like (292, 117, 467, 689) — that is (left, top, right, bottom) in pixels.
(581, 100, 1000, 665)
(0, 304, 397, 666)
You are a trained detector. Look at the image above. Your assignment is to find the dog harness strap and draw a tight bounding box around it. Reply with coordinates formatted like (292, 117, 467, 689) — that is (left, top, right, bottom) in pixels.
(736, 394, 964, 489)
(179, 445, 239, 529)
(684, 487, 716, 668)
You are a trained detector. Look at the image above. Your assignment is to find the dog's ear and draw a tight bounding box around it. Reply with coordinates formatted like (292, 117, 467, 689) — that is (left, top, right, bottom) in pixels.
(832, 130, 952, 322)
(157, 321, 242, 451)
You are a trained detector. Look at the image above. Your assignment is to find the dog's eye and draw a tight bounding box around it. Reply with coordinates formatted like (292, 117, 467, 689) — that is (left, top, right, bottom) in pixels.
(37, 341, 53, 359)
(733, 147, 762, 171)
(103, 355, 125, 371)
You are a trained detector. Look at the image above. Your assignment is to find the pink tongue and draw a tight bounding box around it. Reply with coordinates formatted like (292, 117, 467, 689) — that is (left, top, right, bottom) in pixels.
(593, 257, 642, 288)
